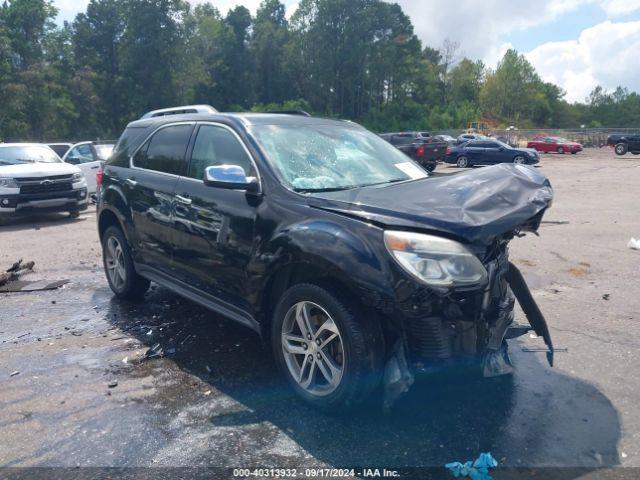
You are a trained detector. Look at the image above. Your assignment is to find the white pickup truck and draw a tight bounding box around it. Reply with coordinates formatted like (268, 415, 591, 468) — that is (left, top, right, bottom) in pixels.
(0, 143, 88, 225)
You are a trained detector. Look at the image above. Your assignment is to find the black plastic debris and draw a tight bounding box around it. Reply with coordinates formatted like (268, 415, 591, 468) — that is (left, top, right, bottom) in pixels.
(382, 338, 414, 411)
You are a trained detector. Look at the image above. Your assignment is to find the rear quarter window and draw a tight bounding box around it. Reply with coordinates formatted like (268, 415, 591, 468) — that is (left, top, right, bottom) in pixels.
(109, 126, 149, 167)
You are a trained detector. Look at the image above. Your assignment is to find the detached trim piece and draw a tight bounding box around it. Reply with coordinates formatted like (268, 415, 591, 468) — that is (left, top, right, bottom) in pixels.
(506, 261, 555, 366)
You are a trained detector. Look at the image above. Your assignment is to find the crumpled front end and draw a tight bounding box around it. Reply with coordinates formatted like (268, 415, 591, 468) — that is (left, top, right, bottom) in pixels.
(383, 237, 554, 408)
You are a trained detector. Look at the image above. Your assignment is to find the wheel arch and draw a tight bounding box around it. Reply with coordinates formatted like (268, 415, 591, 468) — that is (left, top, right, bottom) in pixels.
(258, 259, 371, 343)
(98, 184, 133, 242)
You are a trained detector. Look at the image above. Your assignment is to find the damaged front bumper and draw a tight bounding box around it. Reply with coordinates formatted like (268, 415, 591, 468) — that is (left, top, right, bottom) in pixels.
(383, 244, 554, 408)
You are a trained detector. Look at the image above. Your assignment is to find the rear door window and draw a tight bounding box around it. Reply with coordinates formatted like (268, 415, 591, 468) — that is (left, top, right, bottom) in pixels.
(133, 124, 193, 175)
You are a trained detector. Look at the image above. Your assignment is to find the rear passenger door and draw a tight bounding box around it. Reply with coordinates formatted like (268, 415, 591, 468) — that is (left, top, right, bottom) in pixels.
(127, 123, 195, 274)
(171, 123, 260, 317)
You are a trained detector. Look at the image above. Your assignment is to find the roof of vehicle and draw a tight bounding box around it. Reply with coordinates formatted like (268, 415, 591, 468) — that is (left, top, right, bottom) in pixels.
(126, 112, 364, 130)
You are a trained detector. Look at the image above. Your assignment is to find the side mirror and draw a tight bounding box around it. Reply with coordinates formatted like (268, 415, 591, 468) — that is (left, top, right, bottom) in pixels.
(204, 165, 259, 192)
(66, 156, 80, 165)
(498, 147, 505, 151)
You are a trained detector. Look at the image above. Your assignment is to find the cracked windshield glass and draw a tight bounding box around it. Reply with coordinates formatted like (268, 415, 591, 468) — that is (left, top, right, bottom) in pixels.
(251, 124, 428, 192)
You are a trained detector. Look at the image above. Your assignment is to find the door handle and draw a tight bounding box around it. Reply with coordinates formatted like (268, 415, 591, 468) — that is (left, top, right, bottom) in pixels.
(175, 195, 192, 205)
(125, 178, 137, 188)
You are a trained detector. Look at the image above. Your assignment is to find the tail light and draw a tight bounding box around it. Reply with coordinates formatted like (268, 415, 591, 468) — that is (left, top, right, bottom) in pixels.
(417, 145, 425, 157)
(446, 148, 452, 155)
(96, 165, 103, 188)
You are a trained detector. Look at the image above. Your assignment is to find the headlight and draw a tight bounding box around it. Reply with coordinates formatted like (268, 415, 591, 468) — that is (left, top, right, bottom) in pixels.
(0, 177, 18, 188)
(384, 231, 488, 287)
(72, 172, 84, 182)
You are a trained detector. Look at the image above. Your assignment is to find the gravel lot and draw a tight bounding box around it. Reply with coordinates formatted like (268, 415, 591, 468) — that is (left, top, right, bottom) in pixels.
(1, 148, 639, 478)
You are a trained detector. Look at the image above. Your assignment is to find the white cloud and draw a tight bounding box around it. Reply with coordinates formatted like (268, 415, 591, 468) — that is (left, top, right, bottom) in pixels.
(394, 0, 583, 62)
(599, 0, 640, 16)
(526, 20, 640, 102)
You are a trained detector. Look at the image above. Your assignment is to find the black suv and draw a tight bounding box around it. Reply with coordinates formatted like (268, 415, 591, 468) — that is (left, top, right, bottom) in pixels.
(98, 106, 555, 410)
(607, 133, 640, 155)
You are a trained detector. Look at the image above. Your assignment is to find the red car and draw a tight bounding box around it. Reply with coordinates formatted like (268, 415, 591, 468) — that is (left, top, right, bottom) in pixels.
(526, 136, 583, 154)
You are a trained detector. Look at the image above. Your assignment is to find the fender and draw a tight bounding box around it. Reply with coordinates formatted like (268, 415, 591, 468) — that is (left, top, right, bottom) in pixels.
(251, 217, 397, 320)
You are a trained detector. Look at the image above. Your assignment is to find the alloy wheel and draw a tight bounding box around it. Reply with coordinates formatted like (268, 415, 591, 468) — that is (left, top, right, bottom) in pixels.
(105, 236, 126, 291)
(457, 156, 468, 168)
(281, 301, 345, 396)
(514, 156, 525, 164)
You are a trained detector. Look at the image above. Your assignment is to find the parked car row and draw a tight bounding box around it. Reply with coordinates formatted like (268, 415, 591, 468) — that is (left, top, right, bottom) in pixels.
(0, 140, 115, 224)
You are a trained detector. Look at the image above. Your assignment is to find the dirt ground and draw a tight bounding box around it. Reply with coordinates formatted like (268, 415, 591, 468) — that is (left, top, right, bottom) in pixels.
(1, 147, 640, 478)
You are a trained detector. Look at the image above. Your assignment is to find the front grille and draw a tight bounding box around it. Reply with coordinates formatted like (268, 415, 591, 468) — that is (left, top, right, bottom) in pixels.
(20, 182, 72, 195)
(17, 174, 72, 183)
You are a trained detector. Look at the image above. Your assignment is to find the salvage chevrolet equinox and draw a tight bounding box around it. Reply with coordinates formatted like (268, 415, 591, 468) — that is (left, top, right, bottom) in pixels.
(98, 105, 555, 410)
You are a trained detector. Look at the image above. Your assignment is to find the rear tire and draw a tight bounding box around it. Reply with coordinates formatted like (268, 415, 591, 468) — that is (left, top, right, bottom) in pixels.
(456, 156, 470, 168)
(102, 225, 150, 300)
(571, 151, 577, 155)
(271, 283, 383, 412)
(615, 143, 628, 156)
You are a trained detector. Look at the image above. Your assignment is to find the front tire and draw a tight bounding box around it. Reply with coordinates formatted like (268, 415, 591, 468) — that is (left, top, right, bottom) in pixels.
(615, 143, 628, 156)
(513, 155, 526, 164)
(102, 225, 150, 299)
(456, 156, 470, 168)
(557, 147, 565, 154)
(272, 283, 383, 411)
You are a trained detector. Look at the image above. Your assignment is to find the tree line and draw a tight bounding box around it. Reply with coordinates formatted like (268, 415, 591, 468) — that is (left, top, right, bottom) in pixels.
(1, 0, 639, 142)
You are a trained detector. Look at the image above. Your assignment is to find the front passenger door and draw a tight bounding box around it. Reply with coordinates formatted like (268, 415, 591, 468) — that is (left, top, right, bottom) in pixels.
(172, 123, 259, 315)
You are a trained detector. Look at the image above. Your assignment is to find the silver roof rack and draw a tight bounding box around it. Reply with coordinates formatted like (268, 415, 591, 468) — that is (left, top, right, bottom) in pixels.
(141, 104, 218, 119)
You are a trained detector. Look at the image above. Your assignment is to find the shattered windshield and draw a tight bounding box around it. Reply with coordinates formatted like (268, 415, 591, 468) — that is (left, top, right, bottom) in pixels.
(0, 146, 61, 165)
(250, 123, 428, 192)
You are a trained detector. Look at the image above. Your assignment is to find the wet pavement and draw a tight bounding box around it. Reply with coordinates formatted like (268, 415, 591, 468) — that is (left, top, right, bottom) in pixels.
(1, 149, 639, 478)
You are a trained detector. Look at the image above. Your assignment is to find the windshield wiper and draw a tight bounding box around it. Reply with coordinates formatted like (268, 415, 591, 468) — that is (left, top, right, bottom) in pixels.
(294, 185, 359, 193)
(361, 178, 409, 187)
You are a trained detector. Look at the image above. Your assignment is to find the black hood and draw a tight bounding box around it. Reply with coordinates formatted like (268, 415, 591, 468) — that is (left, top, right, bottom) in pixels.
(307, 164, 553, 244)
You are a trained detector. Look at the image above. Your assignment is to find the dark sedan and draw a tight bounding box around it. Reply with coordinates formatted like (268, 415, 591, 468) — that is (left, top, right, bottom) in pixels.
(445, 139, 539, 168)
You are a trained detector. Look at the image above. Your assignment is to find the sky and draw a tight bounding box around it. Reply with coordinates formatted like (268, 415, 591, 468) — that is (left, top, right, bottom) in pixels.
(53, 0, 640, 103)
